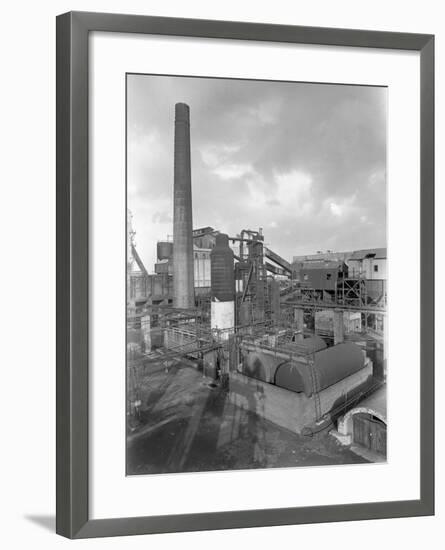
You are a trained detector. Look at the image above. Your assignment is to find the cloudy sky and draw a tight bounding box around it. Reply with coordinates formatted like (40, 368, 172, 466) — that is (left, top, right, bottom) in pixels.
(127, 74, 386, 272)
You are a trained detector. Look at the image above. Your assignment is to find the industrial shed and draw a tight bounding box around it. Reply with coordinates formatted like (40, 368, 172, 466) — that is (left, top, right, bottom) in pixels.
(348, 248, 387, 279)
(232, 341, 373, 434)
(295, 259, 348, 291)
(336, 385, 387, 458)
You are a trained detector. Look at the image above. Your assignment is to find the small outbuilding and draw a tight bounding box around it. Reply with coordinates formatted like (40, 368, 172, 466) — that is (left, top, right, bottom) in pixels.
(335, 385, 387, 459)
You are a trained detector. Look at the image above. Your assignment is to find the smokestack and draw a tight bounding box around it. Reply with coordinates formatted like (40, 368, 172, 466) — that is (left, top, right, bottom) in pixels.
(173, 103, 195, 309)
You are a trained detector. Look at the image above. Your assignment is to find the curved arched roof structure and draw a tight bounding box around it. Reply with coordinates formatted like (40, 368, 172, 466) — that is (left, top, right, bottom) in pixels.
(292, 335, 327, 354)
(343, 385, 387, 425)
(275, 342, 365, 397)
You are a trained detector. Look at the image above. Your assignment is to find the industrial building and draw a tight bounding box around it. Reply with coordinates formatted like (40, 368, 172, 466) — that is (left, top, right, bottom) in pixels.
(293, 248, 387, 279)
(333, 384, 387, 460)
(126, 102, 387, 473)
(348, 248, 387, 279)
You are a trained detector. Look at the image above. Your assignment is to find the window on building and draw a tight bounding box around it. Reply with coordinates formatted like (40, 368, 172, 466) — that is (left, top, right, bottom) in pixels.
(303, 274, 308, 281)
(374, 265, 379, 272)
(326, 273, 332, 280)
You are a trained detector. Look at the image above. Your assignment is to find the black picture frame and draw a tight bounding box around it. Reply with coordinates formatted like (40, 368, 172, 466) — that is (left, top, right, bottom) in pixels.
(56, 11, 435, 539)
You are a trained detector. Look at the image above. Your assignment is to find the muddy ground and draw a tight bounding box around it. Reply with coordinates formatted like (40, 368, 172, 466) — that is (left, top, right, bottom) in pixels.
(126, 363, 367, 475)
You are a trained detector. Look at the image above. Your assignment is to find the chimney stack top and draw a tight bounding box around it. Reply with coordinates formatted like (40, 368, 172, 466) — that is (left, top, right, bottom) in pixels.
(175, 102, 190, 122)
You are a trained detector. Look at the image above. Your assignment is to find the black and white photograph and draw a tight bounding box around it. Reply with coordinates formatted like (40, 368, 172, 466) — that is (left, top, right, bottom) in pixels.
(126, 74, 387, 475)
(0, 0, 438, 545)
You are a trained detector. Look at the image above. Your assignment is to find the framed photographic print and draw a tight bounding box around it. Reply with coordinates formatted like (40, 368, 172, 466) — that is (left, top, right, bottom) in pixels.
(56, 11, 434, 539)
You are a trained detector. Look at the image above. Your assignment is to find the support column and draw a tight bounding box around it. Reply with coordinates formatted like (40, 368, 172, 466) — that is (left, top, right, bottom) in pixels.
(203, 349, 218, 379)
(294, 307, 304, 341)
(141, 314, 152, 353)
(333, 309, 344, 345)
(270, 279, 281, 322)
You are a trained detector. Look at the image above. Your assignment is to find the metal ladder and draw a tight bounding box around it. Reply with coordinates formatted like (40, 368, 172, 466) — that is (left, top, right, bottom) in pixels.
(308, 352, 322, 421)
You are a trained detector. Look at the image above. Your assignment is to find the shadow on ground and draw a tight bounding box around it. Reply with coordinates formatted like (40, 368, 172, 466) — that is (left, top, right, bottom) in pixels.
(24, 515, 55, 532)
(127, 363, 367, 475)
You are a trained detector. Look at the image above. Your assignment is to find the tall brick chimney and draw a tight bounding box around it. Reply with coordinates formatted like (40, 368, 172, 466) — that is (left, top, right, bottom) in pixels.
(173, 103, 195, 308)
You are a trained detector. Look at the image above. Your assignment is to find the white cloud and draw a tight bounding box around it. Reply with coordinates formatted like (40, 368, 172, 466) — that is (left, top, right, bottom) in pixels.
(326, 194, 357, 218)
(127, 74, 386, 266)
(200, 143, 244, 168)
(368, 169, 386, 188)
(200, 148, 219, 167)
(274, 171, 313, 213)
(248, 99, 280, 125)
(212, 163, 253, 180)
(246, 170, 313, 216)
(330, 202, 343, 217)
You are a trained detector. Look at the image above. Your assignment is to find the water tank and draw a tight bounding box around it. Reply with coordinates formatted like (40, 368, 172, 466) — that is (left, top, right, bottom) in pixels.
(157, 241, 173, 261)
(210, 233, 235, 302)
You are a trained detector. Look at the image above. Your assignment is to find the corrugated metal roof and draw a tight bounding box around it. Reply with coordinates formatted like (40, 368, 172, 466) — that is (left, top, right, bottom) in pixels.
(292, 251, 352, 263)
(348, 385, 387, 421)
(244, 353, 282, 383)
(293, 248, 387, 263)
(275, 342, 366, 397)
(285, 335, 327, 354)
(243, 336, 327, 384)
(292, 259, 346, 271)
(192, 226, 216, 236)
(349, 248, 387, 260)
